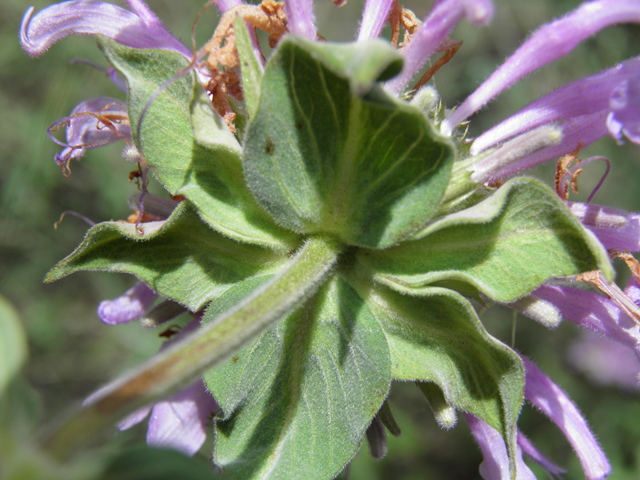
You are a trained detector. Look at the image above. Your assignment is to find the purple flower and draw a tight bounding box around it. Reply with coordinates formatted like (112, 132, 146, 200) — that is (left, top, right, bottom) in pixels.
(284, 0, 317, 40)
(467, 356, 610, 480)
(385, 0, 493, 94)
(568, 202, 640, 252)
(532, 284, 640, 359)
(607, 69, 640, 144)
(97, 282, 156, 325)
(21, 0, 191, 58)
(471, 59, 640, 156)
(465, 413, 536, 480)
(442, 0, 640, 135)
(357, 0, 395, 41)
(110, 321, 219, 455)
(118, 380, 219, 456)
(521, 356, 610, 480)
(48, 96, 131, 168)
(517, 431, 565, 477)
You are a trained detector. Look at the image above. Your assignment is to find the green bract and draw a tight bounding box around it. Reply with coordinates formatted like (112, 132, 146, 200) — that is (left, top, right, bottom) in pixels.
(46, 36, 613, 479)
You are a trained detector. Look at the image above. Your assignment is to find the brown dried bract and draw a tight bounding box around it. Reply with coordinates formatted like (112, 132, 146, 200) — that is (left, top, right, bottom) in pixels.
(554, 143, 583, 201)
(611, 251, 640, 281)
(202, 0, 288, 132)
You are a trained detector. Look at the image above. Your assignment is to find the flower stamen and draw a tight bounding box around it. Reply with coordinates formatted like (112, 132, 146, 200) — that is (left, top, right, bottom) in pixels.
(411, 39, 462, 92)
(555, 142, 583, 201)
(389, 1, 421, 48)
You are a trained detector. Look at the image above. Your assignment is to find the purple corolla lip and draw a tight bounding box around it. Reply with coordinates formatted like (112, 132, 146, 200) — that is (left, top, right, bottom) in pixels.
(471, 59, 640, 155)
(521, 356, 610, 480)
(48, 96, 131, 168)
(21, 1, 191, 58)
(465, 413, 536, 480)
(97, 282, 156, 325)
(442, 0, 640, 136)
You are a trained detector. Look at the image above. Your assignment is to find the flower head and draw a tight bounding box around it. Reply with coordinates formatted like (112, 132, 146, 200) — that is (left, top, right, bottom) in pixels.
(25, 1, 640, 479)
(21, 0, 191, 58)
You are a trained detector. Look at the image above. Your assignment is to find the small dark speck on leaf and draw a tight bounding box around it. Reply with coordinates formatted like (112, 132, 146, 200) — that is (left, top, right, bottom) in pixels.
(265, 138, 275, 155)
(232, 356, 239, 363)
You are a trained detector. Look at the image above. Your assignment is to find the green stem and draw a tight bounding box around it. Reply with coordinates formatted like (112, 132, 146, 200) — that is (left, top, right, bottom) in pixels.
(43, 235, 342, 459)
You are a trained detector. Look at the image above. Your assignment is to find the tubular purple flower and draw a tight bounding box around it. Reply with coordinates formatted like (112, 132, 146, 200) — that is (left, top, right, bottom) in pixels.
(145, 380, 219, 456)
(521, 356, 610, 480)
(465, 413, 536, 480)
(471, 59, 640, 155)
(117, 380, 218, 456)
(517, 431, 566, 477)
(386, 0, 494, 94)
(357, 0, 395, 41)
(97, 282, 156, 325)
(568, 202, 640, 252)
(469, 125, 562, 184)
(442, 0, 640, 135)
(607, 72, 640, 144)
(626, 275, 640, 303)
(533, 285, 640, 359)
(21, 1, 190, 58)
(49, 96, 131, 167)
(115, 321, 219, 455)
(284, 0, 317, 40)
(484, 110, 608, 181)
(106, 66, 127, 92)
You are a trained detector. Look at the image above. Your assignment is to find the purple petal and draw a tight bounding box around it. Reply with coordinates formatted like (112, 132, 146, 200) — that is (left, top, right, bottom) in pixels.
(106, 67, 128, 92)
(118, 405, 152, 430)
(567, 330, 640, 390)
(625, 275, 640, 304)
(357, 0, 395, 41)
(284, 0, 317, 40)
(472, 58, 640, 155)
(21, 1, 190, 58)
(568, 202, 640, 252)
(533, 285, 640, 358)
(465, 413, 535, 480)
(442, 0, 640, 135)
(469, 125, 562, 184)
(50, 96, 131, 166)
(521, 356, 610, 480)
(386, 0, 494, 94)
(124, 0, 163, 27)
(606, 69, 640, 144)
(146, 380, 219, 456)
(517, 431, 566, 476)
(485, 110, 609, 180)
(97, 282, 157, 325)
(214, 0, 242, 14)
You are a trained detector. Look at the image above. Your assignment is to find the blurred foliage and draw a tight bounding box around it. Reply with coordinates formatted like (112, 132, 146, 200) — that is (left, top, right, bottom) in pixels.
(1, 0, 640, 479)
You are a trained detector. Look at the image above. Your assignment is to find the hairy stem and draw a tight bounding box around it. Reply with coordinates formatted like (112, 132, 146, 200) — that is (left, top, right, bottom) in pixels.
(43, 235, 342, 459)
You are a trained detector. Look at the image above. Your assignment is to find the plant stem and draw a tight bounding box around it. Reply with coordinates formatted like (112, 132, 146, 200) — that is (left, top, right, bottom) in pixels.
(43, 235, 342, 459)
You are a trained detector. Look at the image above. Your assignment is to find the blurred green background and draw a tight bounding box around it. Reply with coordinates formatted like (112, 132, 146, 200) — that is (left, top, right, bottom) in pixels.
(1, 0, 640, 478)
